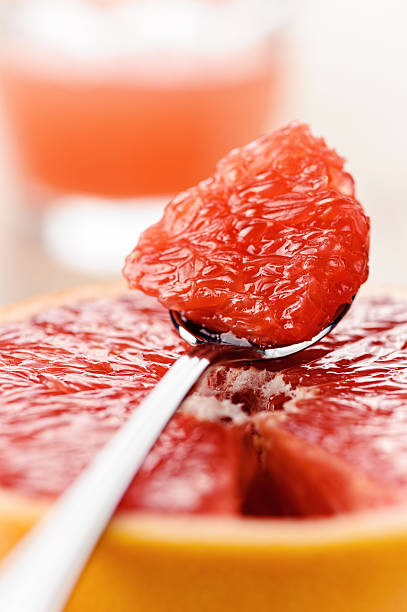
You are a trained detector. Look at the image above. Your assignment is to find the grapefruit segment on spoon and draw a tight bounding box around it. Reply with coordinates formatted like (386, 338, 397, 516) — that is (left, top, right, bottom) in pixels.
(125, 122, 370, 346)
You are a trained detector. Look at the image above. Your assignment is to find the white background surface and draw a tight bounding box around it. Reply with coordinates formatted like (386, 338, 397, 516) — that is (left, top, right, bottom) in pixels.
(0, 0, 406, 305)
(284, 0, 407, 290)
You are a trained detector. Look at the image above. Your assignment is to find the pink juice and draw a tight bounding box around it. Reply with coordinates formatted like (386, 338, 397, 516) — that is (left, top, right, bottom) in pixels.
(0, 0, 288, 201)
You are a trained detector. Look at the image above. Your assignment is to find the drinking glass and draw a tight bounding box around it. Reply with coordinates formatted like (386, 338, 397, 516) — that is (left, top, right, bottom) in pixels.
(0, 0, 293, 277)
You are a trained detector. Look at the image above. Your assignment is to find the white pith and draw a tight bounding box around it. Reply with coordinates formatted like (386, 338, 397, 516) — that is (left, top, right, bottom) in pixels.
(181, 393, 249, 425)
(182, 365, 317, 423)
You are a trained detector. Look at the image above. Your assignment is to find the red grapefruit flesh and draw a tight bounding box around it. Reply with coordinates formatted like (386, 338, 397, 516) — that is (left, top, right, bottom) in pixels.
(124, 122, 370, 346)
(254, 296, 407, 516)
(121, 413, 257, 514)
(0, 291, 407, 518)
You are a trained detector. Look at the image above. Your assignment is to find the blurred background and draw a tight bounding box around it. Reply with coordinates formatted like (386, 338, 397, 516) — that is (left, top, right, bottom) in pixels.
(0, 0, 405, 306)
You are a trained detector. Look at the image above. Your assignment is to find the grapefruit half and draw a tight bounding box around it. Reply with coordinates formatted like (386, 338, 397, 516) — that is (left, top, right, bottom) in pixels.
(1, 283, 407, 612)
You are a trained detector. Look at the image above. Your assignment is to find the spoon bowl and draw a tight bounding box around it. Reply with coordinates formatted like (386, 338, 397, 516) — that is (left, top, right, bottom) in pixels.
(170, 299, 353, 359)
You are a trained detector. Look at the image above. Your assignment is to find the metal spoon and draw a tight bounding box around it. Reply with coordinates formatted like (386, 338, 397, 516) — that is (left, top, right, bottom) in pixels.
(0, 300, 352, 612)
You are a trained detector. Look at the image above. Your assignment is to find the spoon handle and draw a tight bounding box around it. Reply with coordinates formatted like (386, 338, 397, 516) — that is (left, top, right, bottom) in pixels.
(0, 350, 212, 612)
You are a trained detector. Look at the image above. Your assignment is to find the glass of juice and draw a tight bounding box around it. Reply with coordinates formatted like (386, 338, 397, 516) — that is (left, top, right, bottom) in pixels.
(0, 0, 293, 277)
